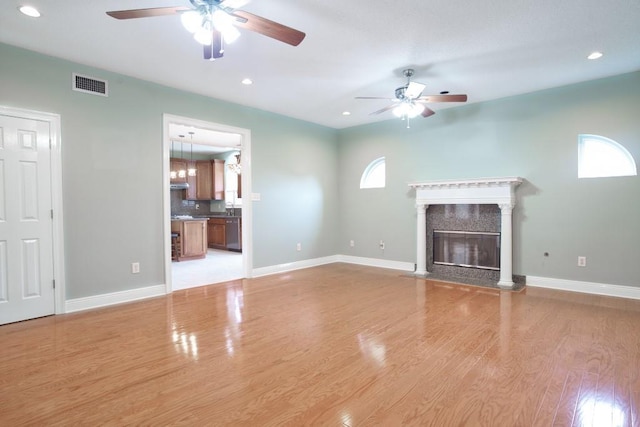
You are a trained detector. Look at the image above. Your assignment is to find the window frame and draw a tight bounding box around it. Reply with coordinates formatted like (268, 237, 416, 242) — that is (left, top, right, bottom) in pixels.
(360, 156, 386, 189)
(578, 134, 637, 179)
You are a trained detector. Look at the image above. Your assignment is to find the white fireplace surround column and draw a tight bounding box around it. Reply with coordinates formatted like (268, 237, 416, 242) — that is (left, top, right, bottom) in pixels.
(409, 177, 523, 289)
(416, 204, 428, 275)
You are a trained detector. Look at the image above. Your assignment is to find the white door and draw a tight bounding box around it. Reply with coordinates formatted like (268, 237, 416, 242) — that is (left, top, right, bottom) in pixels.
(0, 113, 55, 325)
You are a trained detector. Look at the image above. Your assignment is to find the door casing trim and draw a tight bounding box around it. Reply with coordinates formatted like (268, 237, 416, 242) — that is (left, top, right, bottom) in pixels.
(162, 114, 253, 292)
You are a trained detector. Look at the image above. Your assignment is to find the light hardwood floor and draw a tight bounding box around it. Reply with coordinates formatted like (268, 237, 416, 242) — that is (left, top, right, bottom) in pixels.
(1, 263, 639, 426)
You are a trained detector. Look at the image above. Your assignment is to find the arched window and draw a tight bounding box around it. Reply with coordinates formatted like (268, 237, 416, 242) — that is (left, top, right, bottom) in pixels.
(578, 134, 637, 178)
(360, 157, 386, 189)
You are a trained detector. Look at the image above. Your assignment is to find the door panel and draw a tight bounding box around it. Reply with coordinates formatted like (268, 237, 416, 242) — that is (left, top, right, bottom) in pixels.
(0, 114, 54, 325)
(22, 239, 41, 297)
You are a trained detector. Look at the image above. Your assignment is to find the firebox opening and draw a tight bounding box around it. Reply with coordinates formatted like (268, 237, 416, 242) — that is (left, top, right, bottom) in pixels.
(433, 230, 500, 270)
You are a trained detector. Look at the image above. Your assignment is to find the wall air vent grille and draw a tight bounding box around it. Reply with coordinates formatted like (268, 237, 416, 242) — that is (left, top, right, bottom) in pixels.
(72, 73, 108, 97)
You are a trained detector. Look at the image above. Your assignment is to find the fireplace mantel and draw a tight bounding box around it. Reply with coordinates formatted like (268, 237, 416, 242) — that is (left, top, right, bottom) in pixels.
(409, 177, 523, 288)
(409, 177, 522, 206)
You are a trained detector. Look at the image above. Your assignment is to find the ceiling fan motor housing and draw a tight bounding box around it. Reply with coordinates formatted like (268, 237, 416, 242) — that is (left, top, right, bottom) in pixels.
(395, 86, 408, 100)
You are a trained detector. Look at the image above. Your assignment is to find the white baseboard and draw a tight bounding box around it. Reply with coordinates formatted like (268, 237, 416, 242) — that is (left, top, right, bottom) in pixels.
(337, 255, 415, 272)
(63, 256, 412, 313)
(527, 276, 640, 300)
(65, 284, 167, 313)
(252, 255, 415, 279)
(252, 255, 340, 278)
(62, 269, 640, 314)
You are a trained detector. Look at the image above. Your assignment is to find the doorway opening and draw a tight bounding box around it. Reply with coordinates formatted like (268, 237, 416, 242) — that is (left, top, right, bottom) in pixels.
(162, 114, 252, 292)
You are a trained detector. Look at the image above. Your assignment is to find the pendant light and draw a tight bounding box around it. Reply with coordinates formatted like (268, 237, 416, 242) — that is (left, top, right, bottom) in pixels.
(178, 139, 187, 179)
(187, 131, 197, 177)
(170, 140, 178, 180)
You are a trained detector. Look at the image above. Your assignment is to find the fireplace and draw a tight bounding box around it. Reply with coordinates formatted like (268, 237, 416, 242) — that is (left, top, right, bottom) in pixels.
(409, 177, 523, 288)
(433, 230, 500, 270)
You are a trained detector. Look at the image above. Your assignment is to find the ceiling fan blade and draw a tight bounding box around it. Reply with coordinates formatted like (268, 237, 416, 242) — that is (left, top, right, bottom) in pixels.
(421, 106, 436, 118)
(106, 6, 190, 20)
(232, 10, 306, 46)
(355, 96, 395, 100)
(405, 81, 426, 99)
(370, 104, 398, 115)
(203, 31, 225, 60)
(416, 94, 468, 103)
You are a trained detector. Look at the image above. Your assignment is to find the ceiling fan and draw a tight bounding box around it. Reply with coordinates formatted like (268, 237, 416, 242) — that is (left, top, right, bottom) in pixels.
(106, 0, 305, 61)
(356, 69, 467, 128)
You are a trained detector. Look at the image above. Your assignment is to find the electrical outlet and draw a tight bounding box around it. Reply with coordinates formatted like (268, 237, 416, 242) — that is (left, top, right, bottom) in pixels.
(577, 256, 586, 267)
(379, 240, 385, 250)
(131, 262, 140, 274)
(296, 243, 302, 251)
(350, 240, 355, 247)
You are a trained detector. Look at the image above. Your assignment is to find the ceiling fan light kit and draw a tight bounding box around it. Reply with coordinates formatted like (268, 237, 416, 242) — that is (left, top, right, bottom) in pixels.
(356, 68, 468, 128)
(106, 0, 305, 60)
(393, 102, 425, 119)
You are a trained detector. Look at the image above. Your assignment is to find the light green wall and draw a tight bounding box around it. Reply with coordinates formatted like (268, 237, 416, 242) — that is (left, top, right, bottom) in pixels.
(0, 43, 339, 299)
(337, 72, 640, 287)
(2, 41, 638, 300)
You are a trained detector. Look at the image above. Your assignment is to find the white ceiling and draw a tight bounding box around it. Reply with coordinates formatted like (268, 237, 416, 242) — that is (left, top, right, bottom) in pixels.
(1, 0, 639, 129)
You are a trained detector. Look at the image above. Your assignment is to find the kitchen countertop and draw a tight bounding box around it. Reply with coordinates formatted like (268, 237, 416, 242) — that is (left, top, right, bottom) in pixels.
(171, 215, 240, 220)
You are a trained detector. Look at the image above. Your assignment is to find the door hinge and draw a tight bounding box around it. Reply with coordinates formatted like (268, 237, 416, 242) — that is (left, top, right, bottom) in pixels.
(49, 138, 52, 150)
(51, 209, 54, 219)
(52, 279, 56, 289)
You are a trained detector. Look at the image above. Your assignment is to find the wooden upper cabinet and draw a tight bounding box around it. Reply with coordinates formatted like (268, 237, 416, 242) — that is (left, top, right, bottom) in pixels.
(185, 160, 197, 200)
(195, 160, 213, 200)
(170, 158, 187, 184)
(175, 158, 225, 201)
(212, 159, 225, 200)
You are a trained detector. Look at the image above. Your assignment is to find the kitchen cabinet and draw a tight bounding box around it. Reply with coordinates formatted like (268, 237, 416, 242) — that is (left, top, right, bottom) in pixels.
(171, 219, 207, 261)
(196, 160, 213, 200)
(208, 218, 226, 249)
(185, 160, 197, 200)
(170, 158, 187, 184)
(185, 160, 224, 201)
(212, 159, 225, 200)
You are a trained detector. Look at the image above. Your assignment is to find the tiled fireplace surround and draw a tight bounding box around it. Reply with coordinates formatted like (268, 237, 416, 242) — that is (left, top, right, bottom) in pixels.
(409, 177, 523, 289)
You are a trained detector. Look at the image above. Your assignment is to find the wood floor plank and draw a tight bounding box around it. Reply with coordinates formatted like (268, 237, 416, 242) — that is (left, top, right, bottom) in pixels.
(1, 263, 640, 425)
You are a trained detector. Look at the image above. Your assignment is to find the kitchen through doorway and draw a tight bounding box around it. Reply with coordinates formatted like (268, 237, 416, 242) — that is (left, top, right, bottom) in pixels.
(163, 114, 252, 292)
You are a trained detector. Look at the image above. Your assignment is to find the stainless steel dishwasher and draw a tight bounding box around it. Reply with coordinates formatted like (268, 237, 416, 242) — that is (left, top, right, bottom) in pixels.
(225, 217, 241, 252)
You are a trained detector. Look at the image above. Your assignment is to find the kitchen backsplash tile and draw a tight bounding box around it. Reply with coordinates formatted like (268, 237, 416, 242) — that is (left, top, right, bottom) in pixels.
(170, 191, 241, 216)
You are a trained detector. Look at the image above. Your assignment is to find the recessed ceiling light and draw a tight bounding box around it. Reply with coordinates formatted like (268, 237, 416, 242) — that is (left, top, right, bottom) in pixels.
(19, 5, 41, 17)
(342, 111, 351, 116)
(587, 51, 603, 60)
(241, 78, 253, 85)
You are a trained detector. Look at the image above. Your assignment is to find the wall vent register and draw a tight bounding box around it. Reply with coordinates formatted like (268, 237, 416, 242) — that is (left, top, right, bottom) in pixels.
(72, 73, 108, 97)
